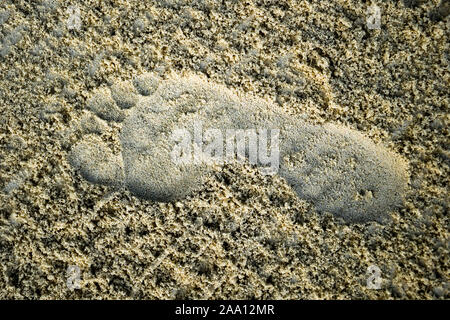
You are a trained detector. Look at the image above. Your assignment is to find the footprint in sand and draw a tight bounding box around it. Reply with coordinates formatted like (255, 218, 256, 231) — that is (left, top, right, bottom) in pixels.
(68, 72, 408, 224)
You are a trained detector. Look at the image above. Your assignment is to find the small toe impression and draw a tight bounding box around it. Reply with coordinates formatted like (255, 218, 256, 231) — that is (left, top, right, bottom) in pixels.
(86, 87, 125, 122)
(69, 136, 124, 187)
(132, 73, 159, 96)
(110, 80, 139, 109)
(80, 112, 109, 135)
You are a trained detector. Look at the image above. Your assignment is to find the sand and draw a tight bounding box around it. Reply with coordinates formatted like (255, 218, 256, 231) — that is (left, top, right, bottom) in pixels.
(0, 0, 448, 299)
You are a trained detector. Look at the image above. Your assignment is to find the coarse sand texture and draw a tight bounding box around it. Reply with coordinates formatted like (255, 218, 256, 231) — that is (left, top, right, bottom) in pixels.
(69, 72, 409, 223)
(1, 0, 448, 300)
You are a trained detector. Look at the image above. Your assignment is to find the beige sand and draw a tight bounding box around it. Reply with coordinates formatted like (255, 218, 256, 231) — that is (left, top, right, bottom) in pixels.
(0, 0, 448, 299)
